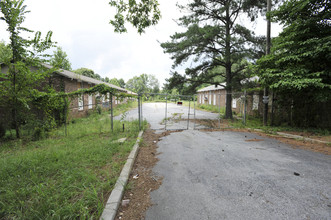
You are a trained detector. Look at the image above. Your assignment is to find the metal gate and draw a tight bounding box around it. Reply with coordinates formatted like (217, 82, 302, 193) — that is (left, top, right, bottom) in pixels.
(136, 92, 249, 131)
(138, 93, 196, 131)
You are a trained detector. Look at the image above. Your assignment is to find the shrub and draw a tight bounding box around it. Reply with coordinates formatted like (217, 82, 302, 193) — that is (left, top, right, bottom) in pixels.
(0, 124, 5, 138)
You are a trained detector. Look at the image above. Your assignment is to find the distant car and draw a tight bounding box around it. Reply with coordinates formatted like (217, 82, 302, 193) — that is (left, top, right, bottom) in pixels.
(177, 101, 183, 106)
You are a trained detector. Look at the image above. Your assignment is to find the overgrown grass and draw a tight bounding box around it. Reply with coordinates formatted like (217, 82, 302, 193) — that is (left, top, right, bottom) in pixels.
(0, 102, 145, 219)
(230, 116, 330, 136)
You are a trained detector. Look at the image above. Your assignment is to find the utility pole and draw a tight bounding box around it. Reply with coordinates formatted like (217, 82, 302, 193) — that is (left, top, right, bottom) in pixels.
(263, 0, 271, 126)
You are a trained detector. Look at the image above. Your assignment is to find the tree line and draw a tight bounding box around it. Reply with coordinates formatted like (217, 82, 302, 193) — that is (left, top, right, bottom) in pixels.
(109, 0, 330, 128)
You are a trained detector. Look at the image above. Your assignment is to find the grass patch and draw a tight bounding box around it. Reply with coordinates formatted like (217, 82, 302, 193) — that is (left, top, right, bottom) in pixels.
(0, 102, 146, 219)
(230, 116, 330, 136)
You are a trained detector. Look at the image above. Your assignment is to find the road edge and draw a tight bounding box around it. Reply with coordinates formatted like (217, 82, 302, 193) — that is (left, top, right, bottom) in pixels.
(252, 129, 330, 144)
(100, 130, 144, 220)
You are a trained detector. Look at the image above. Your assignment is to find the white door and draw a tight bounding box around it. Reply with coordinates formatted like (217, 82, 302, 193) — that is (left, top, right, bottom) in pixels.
(78, 95, 84, 111)
(88, 95, 93, 109)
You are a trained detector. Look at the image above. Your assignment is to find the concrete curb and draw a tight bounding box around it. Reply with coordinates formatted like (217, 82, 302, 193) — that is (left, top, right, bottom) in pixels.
(100, 131, 144, 220)
(252, 129, 330, 144)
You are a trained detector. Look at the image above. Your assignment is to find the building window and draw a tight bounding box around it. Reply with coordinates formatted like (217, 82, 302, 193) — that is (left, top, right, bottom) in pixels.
(213, 94, 216, 106)
(78, 95, 84, 111)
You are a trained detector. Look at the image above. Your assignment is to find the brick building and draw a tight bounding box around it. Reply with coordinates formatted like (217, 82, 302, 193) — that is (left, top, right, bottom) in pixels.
(197, 83, 264, 116)
(0, 63, 136, 119)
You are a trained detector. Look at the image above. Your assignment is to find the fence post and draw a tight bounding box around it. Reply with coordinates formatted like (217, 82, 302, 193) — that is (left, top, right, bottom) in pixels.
(187, 98, 191, 130)
(64, 96, 68, 136)
(193, 95, 196, 130)
(219, 93, 221, 129)
(243, 90, 247, 126)
(141, 95, 143, 126)
(165, 94, 168, 130)
(138, 95, 141, 130)
(111, 94, 113, 132)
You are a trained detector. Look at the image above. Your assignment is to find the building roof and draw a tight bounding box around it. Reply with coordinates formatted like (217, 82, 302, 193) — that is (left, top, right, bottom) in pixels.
(42, 64, 132, 93)
(197, 83, 226, 92)
(197, 76, 260, 93)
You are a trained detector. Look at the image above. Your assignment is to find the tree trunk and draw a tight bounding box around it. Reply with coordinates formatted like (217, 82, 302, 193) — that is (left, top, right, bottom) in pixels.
(225, 86, 232, 119)
(224, 2, 233, 119)
(11, 65, 20, 139)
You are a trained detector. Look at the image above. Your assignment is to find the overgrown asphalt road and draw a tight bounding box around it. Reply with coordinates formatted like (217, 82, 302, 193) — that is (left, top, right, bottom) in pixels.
(121, 103, 331, 219)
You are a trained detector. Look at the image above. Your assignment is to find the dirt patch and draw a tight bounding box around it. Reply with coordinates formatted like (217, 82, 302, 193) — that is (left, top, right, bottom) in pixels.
(193, 119, 230, 128)
(220, 128, 331, 155)
(283, 131, 331, 143)
(255, 132, 331, 155)
(193, 119, 330, 155)
(115, 129, 174, 220)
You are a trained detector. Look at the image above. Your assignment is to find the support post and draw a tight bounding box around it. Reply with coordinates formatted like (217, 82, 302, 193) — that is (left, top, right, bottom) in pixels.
(193, 95, 196, 130)
(243, 90, 247, 126)
(264, 0, 271, 126)
(64, 97, 68, 136)
(111, 94, 113, 132)
(219, 93, 221, 129)
(138, 95, 141, 130)
(187, 98, 191, 130)
(165, 94, 168, 130)
(141, 95, 143, 126)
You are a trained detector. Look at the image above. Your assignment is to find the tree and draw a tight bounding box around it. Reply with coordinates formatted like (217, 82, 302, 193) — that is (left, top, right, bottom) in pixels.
(148, 74, 160, 93)
(117, 78, 125, 88)
(0, 40, 12, 63)
(0, 0, 54, 138)
(105, 77, 120, 86)
(73, 67, 101, 80)
(161, 0, 265, 119)
(109, 0, 161, 34)
(49, 46, 72, 70)
(126, 74, 159, 94)
(257, 0, 331, 127)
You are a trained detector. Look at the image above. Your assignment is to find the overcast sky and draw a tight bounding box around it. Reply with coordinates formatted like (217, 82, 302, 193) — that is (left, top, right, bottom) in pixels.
(0, 0, 282, 87)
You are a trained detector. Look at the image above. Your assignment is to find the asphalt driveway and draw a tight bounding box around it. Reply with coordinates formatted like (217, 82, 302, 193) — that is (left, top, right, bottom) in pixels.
(116, 102, 219, 130)
(145, 130, 331, 220)
(120, 103, 331, 219)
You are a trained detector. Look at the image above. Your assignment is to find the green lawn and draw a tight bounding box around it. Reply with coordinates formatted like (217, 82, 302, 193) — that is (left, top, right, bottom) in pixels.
(0, 102, 144, 219)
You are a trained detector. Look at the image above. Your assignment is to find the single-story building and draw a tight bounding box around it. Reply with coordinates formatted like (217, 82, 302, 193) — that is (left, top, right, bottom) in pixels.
(0, 63, 136, 119)
(197, 83, 265, 116)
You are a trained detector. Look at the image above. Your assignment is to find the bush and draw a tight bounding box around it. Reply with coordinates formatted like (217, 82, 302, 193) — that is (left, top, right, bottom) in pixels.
(32, 127, 45, 141)
(96, 105, 102, 115)
(0, 124, 5, 138)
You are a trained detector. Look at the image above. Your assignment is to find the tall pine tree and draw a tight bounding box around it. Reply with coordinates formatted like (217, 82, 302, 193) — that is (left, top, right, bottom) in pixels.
(161, 0, 266, 119)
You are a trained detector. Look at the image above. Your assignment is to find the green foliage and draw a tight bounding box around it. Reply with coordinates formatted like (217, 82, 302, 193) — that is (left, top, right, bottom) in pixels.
(0, 110, 142, 219)
(161, 0, 265, 119)
(117, 78, 126, 88)
(258, 0, 331, 97)
(0, 0, 55, 138)
(73, 67, 102, 80)
(49, 46, 72, 70)
(257, 0, 331, 128)
(126, 73, 159, 94)
(109, 0, 161, 34)
(0, 124, 5, 138)
(0, 41, 12, 63)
